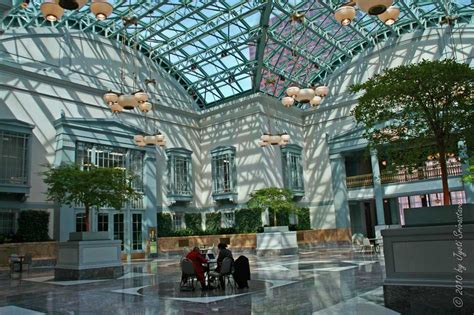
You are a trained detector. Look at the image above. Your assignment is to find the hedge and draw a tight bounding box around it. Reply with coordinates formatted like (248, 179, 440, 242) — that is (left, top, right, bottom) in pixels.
(296, 207, 311, 230)
(235, 208, 262, 233)
(205, 212, 221, 233)
(184, 213, 202, 234)
(16, 210, 50, 242)
(156, 213, 173, 237)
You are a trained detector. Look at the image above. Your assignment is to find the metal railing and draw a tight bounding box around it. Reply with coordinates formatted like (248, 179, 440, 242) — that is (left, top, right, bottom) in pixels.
(346, 163, 463, 188)
(346, 174, 374, 188)
(380, 163, 463, 184)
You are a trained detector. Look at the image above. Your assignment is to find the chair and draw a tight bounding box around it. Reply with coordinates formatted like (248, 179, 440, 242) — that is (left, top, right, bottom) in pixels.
(209, 257, 235, 289)
(23, 253, 32, 273)
(362, 238, 375, 255)
(9, 255, 22, 274)
(351, 233, 364, 254)
(180, 258, 197, 291)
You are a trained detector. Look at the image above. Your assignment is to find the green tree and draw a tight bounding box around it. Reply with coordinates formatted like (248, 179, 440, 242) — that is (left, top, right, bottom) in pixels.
(463, 158, 474, 184)
(247, 187, 297, 226)
(43, 164, 141, 232)
(351, 59, 474, 205)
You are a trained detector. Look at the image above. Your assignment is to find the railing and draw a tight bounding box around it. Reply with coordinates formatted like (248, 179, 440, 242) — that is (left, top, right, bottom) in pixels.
(346, 163, 463, 188)
(381, 163, 463, 184)
(346, 174, 374, 188)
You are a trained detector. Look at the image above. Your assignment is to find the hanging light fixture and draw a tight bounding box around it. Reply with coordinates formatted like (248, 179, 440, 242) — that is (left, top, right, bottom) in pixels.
(335, 6, 356, 26)
(259, 132, 290, 147)
(90, 0, 113, 21)
(41, 0, 113, 21)
(356, 0, 392, 15)
(335, 0, 398, 27)
(378, 6, 400, 25)
(40, 0, 64, 22)
(281, 85, 329, 108)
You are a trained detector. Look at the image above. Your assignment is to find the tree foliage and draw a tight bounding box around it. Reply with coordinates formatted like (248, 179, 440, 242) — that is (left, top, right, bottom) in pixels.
(247, 187, 297, 226)
(351, 59, 474, 204)
(43, 164, 141, 231)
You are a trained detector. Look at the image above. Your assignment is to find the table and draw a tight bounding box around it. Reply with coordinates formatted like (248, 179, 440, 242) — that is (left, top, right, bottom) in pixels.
(203, 259, 217, 288)
(368, 238, 383, 253)
(10, 254, 25, 272)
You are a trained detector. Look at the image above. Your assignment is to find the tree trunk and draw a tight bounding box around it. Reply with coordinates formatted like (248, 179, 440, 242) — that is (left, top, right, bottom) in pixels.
(438, 147, 451, 205)
(84, 205, 90, 232)
(273, 209, 277, 226)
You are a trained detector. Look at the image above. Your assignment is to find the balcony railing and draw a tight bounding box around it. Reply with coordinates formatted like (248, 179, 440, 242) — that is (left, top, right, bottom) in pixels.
(346, 174, 374, 188)
(381, 163, 463, 184)
(346, 163, 463, 188)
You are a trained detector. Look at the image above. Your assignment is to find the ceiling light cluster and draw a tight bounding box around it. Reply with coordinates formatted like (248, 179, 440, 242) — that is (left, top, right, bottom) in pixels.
(40, 0, 112, 22)
(334, 0, 400, 26)
(259, 133, 290, 147)
(281, 85, 329, 108)
(133, 132, 166, 148)
(103, 91, 151, 113)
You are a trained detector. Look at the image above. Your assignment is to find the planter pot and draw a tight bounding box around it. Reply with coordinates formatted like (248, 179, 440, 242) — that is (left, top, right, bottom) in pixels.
(257, 226, 297, 256)
(55, 232, 122, 280)
(403, 203, 474, 227)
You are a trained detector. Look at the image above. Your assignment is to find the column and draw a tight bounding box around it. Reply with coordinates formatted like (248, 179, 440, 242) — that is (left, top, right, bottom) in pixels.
(329, 154, 350, 228)
(143, 150, 157, 256)
(459, 141, 474, 203)
(370, 149, 385, 225)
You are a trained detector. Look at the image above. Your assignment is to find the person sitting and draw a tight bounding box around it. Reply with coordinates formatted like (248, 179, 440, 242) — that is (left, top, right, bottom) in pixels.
(186, 247, 209, 290)
(215, 243, 233, 288)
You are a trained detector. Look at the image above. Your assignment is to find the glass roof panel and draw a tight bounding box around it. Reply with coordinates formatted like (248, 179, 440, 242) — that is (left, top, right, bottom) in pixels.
(2, 0, 473, 109)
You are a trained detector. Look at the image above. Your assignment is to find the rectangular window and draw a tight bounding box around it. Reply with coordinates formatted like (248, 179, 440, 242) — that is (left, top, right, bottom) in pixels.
(113, 213, 124, 250)
(76, 142, 144, 192)
(0, 131, 29, 186)
(173, 214, 183, 231)
(281, 145, 304, 196)
(166, 148, 193, 200)
(222, 212, 235, 228)
(0, 212, 15, 234)
(132, 213, 142, 250)
(98, 213, 109, 232)
(211, 146, 236, 196)
(76, 213, 86, 232)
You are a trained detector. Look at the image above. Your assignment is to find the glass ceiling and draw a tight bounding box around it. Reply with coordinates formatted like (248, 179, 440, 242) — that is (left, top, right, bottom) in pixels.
(3, 0, 474, 109)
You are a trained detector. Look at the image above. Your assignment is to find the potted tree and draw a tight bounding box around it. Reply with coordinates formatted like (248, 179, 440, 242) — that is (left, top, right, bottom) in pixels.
(43, 163, 140, 280)
(248, 187, 299, 256)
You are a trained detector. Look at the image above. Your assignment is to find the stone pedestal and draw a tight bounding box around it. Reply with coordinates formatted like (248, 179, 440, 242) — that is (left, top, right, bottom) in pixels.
(55, 232, 123, 280)
(382, 224, 474, 314)
(256, 226, 298, 256)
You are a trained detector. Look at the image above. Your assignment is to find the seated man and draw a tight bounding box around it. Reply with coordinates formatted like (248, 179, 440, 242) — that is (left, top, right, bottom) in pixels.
(215, 243, 233, 288)
(186, 247, 209, 290)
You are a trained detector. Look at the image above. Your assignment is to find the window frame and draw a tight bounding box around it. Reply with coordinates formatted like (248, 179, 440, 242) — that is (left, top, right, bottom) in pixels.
(210, 146, 237, 201)
(166, 148, 193, 202)
(281, 144, 304, 197)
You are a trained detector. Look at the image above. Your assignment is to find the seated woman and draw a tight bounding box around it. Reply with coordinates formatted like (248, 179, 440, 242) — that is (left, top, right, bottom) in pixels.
(186, 247, 209, 290)
(215, 243, 233, 288)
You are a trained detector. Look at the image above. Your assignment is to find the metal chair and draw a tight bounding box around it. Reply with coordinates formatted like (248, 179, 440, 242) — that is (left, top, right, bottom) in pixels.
(180, 258, 197, 291)
(209, 257, 235, 289)
(362, 238, 375, 255)
(23, 253, 32, 272)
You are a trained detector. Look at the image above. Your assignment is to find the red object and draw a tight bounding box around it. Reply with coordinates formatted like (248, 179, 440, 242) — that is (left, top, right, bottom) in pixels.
(186, 250, 208, 284)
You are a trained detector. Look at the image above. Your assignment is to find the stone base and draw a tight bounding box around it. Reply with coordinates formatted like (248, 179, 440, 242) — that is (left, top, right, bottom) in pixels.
(55, 266, 123, 281)
(256, 247, 298, 256)
(55, 236, 123, 281)
(256, 230, 298, 256)
(384, 284, 474, 314)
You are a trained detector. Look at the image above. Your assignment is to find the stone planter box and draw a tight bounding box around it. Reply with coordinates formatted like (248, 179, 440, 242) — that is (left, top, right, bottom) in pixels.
(382, 224, 474, 313)
(404, 203, 474, 227)
(55, 233, 122, 280)
(257, 226, 298, 256)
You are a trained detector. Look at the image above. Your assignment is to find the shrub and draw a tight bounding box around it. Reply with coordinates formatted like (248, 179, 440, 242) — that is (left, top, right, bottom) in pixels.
(157, 213, 173, 237)
(16, 210, 50, 242)
(235, 208, 262, 233)
(269, 209, 290, 226)
(205, 212, 221, 233)
(297, 208, 311, 230)
(184, 213, 202, 234)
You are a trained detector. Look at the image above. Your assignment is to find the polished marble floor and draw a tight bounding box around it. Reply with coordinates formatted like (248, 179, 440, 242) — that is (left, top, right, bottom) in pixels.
(0, 248, 399, 314)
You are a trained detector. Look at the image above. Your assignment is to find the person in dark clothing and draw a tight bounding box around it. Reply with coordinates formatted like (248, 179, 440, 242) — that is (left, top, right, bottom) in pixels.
(186, 247, 209, 290)
(233, 255, 250, 289)
(215, 243, 233, 288)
